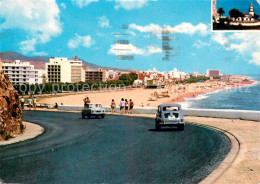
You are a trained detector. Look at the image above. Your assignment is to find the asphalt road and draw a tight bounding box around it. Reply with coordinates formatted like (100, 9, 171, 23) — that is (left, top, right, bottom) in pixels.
(0, 111, 231, 184)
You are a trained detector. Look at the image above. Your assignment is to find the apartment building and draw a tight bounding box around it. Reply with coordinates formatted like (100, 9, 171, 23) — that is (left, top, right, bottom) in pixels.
(1, 60, 41, 85)
(46, 56, 84, 83)
(206, 70, 220, 77)
(85, 68, 106, 82)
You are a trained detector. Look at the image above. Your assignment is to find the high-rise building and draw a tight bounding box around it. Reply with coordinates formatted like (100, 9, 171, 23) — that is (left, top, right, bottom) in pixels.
(46, 56, 84, 83)
(85, 68, 106, 82)
(206, 69, 220, 77)
(1, 60, 41, 85)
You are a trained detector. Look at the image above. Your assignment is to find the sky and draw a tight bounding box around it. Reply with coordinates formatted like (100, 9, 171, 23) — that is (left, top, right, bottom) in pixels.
(1, 0, 260, 75)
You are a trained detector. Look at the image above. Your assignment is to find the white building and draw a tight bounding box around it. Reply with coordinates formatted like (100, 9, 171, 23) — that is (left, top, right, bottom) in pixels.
(46, 56, 84, 83)
(168, 68, 186, 79)
(230, 3, 256, 22)
(1, 60, 41, 85)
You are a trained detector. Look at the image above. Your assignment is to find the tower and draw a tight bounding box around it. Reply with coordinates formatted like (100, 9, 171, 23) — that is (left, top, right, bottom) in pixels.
(249, 3, 254, 16)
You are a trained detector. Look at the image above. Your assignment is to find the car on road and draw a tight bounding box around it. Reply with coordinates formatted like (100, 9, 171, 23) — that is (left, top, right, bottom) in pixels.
(82, 103, 105, 119)
(155, 104, 185, 130)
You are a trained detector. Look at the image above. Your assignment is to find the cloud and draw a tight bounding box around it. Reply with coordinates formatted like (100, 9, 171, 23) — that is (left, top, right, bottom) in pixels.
(164, 23, 209, 35)
(33, 51, 48, 56)
(108, 43, 162, 56)
(60, 3, 66, 9)
(114, 0, 149, 10)
(193, 40, 210, 49)
(147, 45, 162, 54)
(211, 32, 230, 47)
(108, 43, 144, 55)
(71, 0, 98, 8)
(129, 24, 161, 37)
(98, 16, 110, 28)
(72, 0, 154, 9)
(19, 38, 48, 56)
(0, 0, 62, 55)
(250, 52, 260, 65)
(19, 38, 37, 54)
(68, 34, 95, 49)
(212, 32, 260, 65)
(129, 22, 209, 38)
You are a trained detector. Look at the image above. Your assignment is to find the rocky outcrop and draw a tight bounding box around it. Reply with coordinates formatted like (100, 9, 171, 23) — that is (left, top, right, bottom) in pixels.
(0, 71, 23, 140)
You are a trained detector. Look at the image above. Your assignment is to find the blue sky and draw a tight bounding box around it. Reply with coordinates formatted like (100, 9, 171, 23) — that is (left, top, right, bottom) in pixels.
(1, 0, 260, 75)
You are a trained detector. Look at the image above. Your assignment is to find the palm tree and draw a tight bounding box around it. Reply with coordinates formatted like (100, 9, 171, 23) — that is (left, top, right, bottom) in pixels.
(217, 8, 225, 17)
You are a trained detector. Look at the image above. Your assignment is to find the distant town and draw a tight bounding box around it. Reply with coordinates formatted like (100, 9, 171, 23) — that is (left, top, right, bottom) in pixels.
(0, 56, 225, 88)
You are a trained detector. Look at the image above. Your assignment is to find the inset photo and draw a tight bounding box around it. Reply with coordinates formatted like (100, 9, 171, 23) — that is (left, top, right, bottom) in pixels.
(212, 0, 260, 31)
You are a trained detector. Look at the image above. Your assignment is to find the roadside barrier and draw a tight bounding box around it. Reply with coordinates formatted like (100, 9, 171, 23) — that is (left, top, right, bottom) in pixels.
(57, 105, 260, 121)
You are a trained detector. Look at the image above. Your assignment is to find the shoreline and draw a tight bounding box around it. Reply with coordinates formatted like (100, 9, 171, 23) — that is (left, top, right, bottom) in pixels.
(0, 122, 44, 146)
(179, 79, 258, 108)
(166, 78, 256, 104)
(35, 77, 256, 108)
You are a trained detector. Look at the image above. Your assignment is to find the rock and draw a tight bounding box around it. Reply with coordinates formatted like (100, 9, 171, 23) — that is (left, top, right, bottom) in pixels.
(0, 71, 23, 141)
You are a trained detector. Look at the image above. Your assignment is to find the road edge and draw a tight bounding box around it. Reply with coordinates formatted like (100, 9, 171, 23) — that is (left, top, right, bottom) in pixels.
(0, 122, 44, 146)
(187, 122, 240, 184)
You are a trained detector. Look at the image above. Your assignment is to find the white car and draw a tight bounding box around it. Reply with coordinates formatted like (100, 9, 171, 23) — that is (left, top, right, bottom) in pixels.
(82, 103, 105, 119)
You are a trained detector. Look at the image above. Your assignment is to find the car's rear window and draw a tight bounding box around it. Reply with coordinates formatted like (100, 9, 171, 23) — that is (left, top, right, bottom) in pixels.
(163, 106, 179, 111)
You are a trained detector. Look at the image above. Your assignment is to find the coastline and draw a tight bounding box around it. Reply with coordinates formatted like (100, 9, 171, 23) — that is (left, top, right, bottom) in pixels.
(179, 78, 257, 109)
(36, 76, 256, 108)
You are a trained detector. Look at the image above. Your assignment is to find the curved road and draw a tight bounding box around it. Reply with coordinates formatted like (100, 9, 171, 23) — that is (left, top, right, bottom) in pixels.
(0, 111, 231, 184)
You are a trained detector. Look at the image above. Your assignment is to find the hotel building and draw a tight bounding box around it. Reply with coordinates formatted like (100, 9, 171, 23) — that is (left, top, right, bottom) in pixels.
(46, 56, 84, 83)
(1, 60, 41, 85)
(207, 69, 220, 77)
(85, 68, 106, 82)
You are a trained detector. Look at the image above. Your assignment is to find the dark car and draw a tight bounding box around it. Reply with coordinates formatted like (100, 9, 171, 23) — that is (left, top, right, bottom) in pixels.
(155, 104, 185, 130)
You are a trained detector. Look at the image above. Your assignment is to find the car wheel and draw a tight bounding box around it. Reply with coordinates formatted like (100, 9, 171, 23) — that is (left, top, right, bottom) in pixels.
(82, 114, 85, 119)
(87, 114, 91, 119)
(155, 120, 161, 130)
(178, 124, 184, 131)
(156, 124, 161, 130)
(101, 114, 105, 118)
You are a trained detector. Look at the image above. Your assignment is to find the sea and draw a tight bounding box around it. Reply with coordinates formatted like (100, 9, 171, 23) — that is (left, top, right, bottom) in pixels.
(180, 75, 260, 111)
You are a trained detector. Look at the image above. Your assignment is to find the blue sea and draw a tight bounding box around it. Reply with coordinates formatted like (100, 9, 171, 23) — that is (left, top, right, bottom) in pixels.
(181, 75, 260, 111)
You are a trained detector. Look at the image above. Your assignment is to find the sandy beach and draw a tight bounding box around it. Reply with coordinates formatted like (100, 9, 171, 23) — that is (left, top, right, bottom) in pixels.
(37, 76, 255, 107)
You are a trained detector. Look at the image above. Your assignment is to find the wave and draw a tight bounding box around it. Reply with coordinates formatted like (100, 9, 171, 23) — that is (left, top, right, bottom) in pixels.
(180, 93, 211, 109)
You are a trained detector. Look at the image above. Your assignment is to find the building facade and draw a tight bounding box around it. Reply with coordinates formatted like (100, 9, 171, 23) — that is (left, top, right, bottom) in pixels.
(85, 68, 106, 82)
(230, 3, 256, 22)
(1, 60, 41, 85)
(207, 69, 220, 77)
(46, 57, 84, 83)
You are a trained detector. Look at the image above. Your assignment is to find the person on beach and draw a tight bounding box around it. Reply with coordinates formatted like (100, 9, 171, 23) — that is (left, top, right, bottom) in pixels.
(129, 99, 134, 114)
(111, 99, 116, 113)
(33, 96, 37, 110)
(119, 98, 125, 114)
(20, 96, 25, 109)
(125, 99, 129, 114)
(83, 97, 90, 108)
(27, 96, 33, 110)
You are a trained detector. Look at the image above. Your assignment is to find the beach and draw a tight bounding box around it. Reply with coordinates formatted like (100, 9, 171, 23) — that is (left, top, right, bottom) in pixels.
(37, 76, 255, 107)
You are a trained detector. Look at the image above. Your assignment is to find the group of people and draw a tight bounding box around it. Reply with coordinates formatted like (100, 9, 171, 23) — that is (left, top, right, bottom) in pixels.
(111, 98, 134, 114)
(83, 96, 134, 114)
(20, 96, 37, 110)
